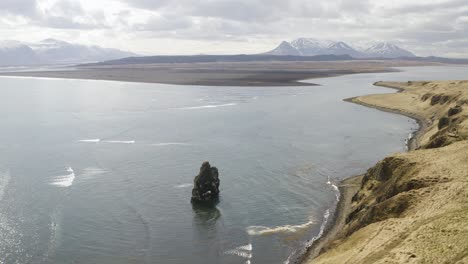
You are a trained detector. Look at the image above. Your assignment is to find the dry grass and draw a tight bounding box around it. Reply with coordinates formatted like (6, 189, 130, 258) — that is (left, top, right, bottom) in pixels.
(307, 80, 468, 264)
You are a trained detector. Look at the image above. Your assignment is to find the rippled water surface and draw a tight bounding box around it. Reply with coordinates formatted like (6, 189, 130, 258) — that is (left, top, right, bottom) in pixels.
(0, 66, 467, 264)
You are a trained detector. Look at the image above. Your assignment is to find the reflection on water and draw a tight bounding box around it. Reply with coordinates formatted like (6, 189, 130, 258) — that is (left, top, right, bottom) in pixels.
(192, 203, 222, 232)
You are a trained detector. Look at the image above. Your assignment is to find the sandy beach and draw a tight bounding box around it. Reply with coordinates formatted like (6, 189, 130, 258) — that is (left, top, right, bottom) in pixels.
(303, 80, 468, 263)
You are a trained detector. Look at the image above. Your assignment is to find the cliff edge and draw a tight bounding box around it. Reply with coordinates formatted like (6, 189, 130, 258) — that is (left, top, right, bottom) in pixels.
(306, 80, 468, 264)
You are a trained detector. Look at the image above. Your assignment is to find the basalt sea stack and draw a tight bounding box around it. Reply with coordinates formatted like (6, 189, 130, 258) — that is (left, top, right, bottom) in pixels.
(191, 162, 220, 204)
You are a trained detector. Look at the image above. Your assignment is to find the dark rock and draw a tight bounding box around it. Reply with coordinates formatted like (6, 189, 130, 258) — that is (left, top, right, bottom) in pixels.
(425, 135, 453, 149)
(421, 93, 432, 102)
(448, 105, 462, 116)
(191, 162, 220, 204)
(438, 116, 450, 130)
(361, 157, 404, 185)
(430, 94, 451, 105)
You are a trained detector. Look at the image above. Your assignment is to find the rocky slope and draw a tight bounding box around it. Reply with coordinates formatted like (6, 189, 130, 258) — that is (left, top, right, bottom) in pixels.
(306, 80, 468, 264)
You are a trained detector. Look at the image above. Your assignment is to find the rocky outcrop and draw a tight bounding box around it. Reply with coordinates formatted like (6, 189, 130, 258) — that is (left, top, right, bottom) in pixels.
(191, 162, 220, 204)
(430, 94, 452, 105)
(438, 116, 450, 129)
(448, 105, 462, 116)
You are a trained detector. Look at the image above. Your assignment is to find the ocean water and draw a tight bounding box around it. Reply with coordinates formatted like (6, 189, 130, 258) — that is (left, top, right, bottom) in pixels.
(0, 66, 467, 264)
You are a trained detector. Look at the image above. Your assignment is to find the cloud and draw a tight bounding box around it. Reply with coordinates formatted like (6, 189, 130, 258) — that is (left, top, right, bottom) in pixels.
(0, 0, 38, 17)
(386, 0, 468, 15)
(0, 0, 468, 56)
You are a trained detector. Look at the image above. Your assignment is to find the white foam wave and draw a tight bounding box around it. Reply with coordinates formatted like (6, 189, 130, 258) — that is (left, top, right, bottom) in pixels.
(78, 139, 100, 143)
(176, 103, 237, 110)
(327, 176, 340, 201)
(225, 244, 253, 259)
(50, 167, 75, 187)
(405, 131, 415, 150)
(104, 140, 135, 144)
(174, 183, 192, 188)
(247, 219, 314, 236)
(316, 209, 330, 239)
(151, 142, 191, 146)
(284, 178, 340, 264)
(225, 250, 252, 259)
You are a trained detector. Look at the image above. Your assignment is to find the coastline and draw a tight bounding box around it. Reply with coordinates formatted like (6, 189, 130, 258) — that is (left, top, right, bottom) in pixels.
(298, 81, 429, 263)
(344, 82, 430, 151)
(294, 175, 363, 263)
(302, 80, 468, 263)
(0, 60, 433, 87)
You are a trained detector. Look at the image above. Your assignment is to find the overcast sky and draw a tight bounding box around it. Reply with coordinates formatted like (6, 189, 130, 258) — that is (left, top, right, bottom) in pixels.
(1, 0, 467, 57)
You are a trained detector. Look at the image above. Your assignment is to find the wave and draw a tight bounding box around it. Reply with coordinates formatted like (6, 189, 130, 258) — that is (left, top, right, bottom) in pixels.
(284, 209, 331, 264)
(225, 244, 253, 260)
(79, 139, 136, 144)
(327, 176, 340, 201)
(247, 219, 314, 236)
(313, 209, 330, 242)
(175, 103, 237, 110)
(104, 140, 135, 144)
(50, 167, 75, 187)
(284, 177, 340, 264)
(151, 142, 191, 147)
(174, 183, 192, 188)
(405, 131, 415, 150)
(78, 139, 101, 143)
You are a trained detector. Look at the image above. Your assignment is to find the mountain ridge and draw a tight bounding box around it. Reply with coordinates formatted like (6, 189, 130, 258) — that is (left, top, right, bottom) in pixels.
(266, 38, 416, 58)
(0, 39, 136, 66)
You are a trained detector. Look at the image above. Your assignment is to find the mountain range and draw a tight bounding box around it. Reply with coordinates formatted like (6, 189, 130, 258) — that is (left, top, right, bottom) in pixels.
(266, 38, 416, 58)
(0, 39, 136, 66)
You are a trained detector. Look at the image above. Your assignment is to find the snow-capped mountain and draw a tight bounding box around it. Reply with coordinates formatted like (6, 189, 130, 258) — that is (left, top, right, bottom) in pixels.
(326, 41, 366, 58)
(363, 42, 415, 58)
(290, 38, 335, 55)
(267, 41, 302, 56)
(265, 38, 416, 58)
(0, 39, 136, 66)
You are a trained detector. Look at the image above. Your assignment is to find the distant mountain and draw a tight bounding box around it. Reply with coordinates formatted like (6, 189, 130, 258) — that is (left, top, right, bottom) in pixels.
(327, 41, 366, 58)
(398, 56, 468, 64)
(81, 54, 354, 66)
(266, 38, 416, 58)
(267, 41, 302, 56)
(0, 39, 136, 66)
(363, 42, 415, 58)
(0, 41, 41, 66)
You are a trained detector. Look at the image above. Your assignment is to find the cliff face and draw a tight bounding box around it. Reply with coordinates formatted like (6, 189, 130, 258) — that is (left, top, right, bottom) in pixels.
(310, 81, 468, 264)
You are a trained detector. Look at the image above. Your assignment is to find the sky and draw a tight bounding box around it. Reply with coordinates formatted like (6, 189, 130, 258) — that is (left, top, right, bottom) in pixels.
(0, 0, 467, 57)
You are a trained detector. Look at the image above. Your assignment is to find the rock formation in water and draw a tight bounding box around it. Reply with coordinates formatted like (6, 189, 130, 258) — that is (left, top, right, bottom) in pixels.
(191, 162, 220, 204)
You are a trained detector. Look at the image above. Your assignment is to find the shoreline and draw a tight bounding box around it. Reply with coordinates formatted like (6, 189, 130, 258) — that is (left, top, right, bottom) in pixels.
(0, 60, 422, 87)
(293, 175, 363, 263)
(297, 82, 429, 263)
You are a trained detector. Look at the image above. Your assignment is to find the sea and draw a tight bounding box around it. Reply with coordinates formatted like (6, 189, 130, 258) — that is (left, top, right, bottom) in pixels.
(0, 66, 467, 264)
